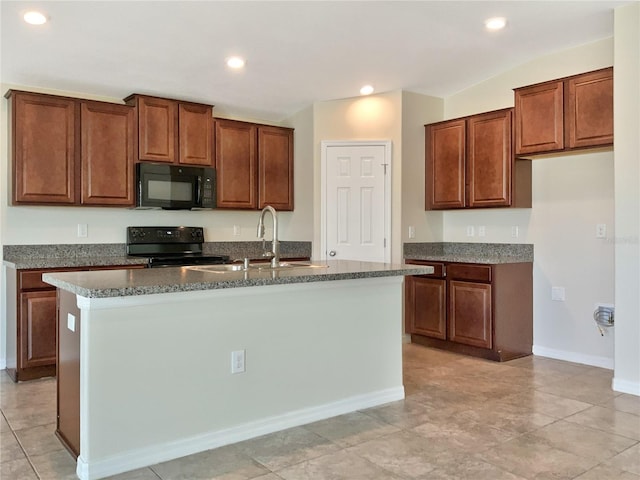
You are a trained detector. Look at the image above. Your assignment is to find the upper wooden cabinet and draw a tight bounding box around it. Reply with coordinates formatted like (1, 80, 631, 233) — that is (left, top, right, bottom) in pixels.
(215, 118, 294, 211)
(258, 125, 294, 210)
(6, 90, 135, 207)
(125, 94, 213, 166)
(425, 108, 528, 210)
(80, 101, 135, 206)
(7, 91, 79, 205)
(425, 118, 466, 209)
(514, 67, 613, 156)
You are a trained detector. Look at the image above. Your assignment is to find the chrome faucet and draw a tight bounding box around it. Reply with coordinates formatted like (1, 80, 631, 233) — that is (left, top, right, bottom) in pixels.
(257, 205, 280, 268)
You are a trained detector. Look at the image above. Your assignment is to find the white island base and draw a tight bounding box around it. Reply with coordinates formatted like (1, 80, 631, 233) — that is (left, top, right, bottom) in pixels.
(59, 276, 405, 480)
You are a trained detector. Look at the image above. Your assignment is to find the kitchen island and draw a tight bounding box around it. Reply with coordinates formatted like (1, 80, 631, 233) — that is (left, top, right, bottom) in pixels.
(43, 260, 432, 480)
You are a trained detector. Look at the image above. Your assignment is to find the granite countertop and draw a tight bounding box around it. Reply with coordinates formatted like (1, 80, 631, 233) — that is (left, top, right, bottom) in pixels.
(3, 241, 312, 270)
(403, 242, 533, 264)
(43, 260, 433, 298)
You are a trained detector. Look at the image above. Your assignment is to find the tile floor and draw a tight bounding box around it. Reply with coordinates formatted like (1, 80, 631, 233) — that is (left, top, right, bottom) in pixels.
(1, 344, 639, 480)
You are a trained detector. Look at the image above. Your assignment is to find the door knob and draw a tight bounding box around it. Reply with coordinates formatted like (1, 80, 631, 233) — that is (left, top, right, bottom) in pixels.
(329, 250, 336, 257)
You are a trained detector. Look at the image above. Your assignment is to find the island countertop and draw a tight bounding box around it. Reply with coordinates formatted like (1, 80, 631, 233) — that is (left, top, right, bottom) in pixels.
(43, 260, 434, 298)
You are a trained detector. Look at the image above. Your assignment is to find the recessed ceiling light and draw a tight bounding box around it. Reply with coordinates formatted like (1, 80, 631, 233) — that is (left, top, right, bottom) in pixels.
(226, 56, 246, 69)
(360, 85, 374, 96)
(485, 17, 506, 31)
(23, 11, 47, 25)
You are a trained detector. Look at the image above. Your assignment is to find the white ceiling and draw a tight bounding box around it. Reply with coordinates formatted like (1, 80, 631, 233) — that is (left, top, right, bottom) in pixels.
(0, 1, 629, 122)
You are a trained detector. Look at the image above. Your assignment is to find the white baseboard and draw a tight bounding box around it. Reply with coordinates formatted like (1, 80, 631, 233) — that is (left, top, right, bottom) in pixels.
(76, 386, 405, 480)
(532, 345, 614, 370)
(0, 359, 6, 370)
(612, 378, 640, 396)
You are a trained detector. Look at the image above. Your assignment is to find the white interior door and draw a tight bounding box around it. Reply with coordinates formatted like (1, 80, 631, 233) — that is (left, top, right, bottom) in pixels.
(321, 141, 391, 262)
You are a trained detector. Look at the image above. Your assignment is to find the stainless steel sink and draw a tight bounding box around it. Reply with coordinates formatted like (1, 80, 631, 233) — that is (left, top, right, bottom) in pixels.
(186, 262, 328, 274)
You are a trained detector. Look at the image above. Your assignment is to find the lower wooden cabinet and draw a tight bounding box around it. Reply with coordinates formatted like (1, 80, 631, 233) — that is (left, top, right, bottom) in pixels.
(405, 260, 532, 361)
(5, 264, 145, 382)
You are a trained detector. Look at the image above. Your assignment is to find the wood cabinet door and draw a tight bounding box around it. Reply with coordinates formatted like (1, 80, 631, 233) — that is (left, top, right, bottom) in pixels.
(467, 109, 512, 207)
(258, 126, 294, 210)
(19, 291, 57, 369)
(80, 102, 135, 206)
(448, 280, 492, 349)
(514, 81, 564, 155)
(137, 96, 176, 163)
(410, 277, 446, 339)
(179, 103, 213, 166)
(215, 119, 258, 209)
(425, 119, 466, 210)
(10, 92, 78, 204)
(567, 68, 613, 149)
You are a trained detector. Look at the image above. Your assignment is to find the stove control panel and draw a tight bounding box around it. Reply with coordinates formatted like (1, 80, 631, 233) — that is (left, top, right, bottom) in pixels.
(127, 226, 204, 244)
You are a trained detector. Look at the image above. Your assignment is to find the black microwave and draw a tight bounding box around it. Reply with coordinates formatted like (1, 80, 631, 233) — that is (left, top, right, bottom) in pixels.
(136, 163, 216, 210)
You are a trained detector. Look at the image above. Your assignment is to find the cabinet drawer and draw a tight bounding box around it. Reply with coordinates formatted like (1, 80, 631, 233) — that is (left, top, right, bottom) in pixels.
(19, 271, 53, 290)
(405, 260, 445, 277)
(447, 264, 492, 282)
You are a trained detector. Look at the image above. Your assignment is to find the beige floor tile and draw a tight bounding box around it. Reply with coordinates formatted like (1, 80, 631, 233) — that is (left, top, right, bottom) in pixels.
(1, 429, 26, 464)
(528, 420, 637, 462)
(412, 414, 515, 453)
(0, 456, 38, 480)
(276, 450, 403, 480)
(537, 374, 619, 405)
(607, 444, 640, 476)
(2, 401, 57, 431)
(574, 464, 640, 480)
(458, 401, 557, 435)
(250, 475, 285, 480)
(29, 448, 78, 480)
(346, 430, 446, 478)
(601, 394, 640, 416)
(150, 444, 269, 480)
(104, 467, 163, 479)
(361, 397, 456, 429)
(424, 456, 529, 480)
(477, 434, 599, 480)
(565, 406, 640, 441)
(15, 423, 64, 458)
(0, 414, 11, 432)
(234, 426, 339, 471)
(304, 411, 399, 447)
(506, 356, 593, 377)
(498, 390, 592, 419)
(0, 377, 56, 410)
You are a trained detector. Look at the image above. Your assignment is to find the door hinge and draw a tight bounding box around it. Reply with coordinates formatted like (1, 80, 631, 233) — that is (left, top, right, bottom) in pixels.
(384, 238, 387, 247)
(382, 163, 388, 175)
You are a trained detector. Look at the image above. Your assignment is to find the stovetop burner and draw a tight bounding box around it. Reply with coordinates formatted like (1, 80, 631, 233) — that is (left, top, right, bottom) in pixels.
(126, 226, 229, 268)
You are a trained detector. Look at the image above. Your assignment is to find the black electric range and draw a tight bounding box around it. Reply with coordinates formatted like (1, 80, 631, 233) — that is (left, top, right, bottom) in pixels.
(126, 226, 229, 268)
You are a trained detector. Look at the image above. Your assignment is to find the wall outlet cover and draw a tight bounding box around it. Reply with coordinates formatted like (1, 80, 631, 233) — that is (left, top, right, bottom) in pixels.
(551, 286, 566, 301)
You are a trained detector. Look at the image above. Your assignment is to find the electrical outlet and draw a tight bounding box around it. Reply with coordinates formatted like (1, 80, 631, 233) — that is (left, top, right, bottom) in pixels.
(233, 225, 241, 236)
(231, 350, 245, 374)
(511, 226, 519, 238)
(466, 226, 475, 237)
(551, 286, 565, 301)
(77, 224, 88, 238)
(408, 226, 415, 239)
(596, 224, 607, 238)
(478, 226, 486, 237)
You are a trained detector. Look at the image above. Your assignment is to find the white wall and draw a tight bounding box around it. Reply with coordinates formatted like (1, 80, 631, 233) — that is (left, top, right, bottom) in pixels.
(312, 92, 404, 262)
(442, 38, 616, 368)
(401, 91, 444, 243)
(613, 3, 640, 395)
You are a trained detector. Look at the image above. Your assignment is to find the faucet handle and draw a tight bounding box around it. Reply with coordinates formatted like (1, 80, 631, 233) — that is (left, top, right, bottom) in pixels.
(262, 251, 275, 258)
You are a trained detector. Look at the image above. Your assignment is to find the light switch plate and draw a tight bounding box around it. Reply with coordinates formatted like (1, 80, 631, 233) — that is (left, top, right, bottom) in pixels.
(77, 224, 88, 238)
(67, 313, 76, 332)
(551, 286, 565, 301)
